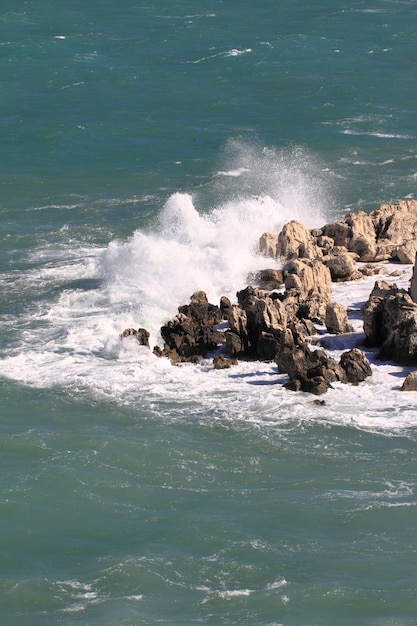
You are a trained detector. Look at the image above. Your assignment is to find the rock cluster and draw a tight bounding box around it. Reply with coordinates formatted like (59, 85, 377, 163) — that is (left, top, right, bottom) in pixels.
(121, 199, 417, 394)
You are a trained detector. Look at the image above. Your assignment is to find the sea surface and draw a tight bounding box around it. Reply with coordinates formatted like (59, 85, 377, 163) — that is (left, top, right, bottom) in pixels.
(2, 1, 417, 624)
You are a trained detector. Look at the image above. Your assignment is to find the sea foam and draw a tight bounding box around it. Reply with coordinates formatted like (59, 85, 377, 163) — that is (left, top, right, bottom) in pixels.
(1, 145, 417, 434)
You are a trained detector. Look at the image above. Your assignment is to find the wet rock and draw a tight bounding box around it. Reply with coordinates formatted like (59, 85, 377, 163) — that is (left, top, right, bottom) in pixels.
(339, 348, 372, 384)
(120, 327, 150, 348)
(213, 354, 238, 369)
(259, 232, 277, 258)
(401, 371, 417, 391)
(275, 329, 346, 395)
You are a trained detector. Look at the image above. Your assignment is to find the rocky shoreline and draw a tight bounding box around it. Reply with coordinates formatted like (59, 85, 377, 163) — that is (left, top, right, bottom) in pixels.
(121, 199, 417, 395)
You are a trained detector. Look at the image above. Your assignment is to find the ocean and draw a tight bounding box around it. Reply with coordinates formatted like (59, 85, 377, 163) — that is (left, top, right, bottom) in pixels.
(1, 1, 417, 624)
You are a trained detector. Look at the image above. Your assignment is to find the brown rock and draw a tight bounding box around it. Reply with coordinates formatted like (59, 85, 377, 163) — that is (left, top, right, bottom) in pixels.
(410, 255, 417, 304)
(213, 354, 238, 369)
(120, 327, 150, 348)
(259, 232, 277, 258)
(339, 348, 372, 384)
(323, 248, 356, 281)
(401, 371, 417, 391)
(325, 302, 354, 335)
(277, 221, 322, 260)
(371, 199, 417, 262)
(283, 258, 332, 301)
(251, 268, 284, 290)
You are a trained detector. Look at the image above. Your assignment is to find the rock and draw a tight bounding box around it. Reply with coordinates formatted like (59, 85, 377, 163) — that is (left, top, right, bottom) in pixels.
(251, 268, 284, 290)
(225, 330, 246, 358)
(256, 331, 281, 361)
(323, 248, 357, 281)
(320, 211, 377, 262)
(159, 293, 225, 362)
(339, 348, 372, 383)
(178, 291, 223, 327)
(410, 255, 417, 304)
(283, 258, 332, 301)
(361, 280, 401, 346)
(371, 199, 417, 262)
(357, 264, 385, 277)
(275, 329, 346, 395)
(120, 327, 150, 348)
(234, 286, 287, 359)
(401, 371, 417, 391)
(220, 295, 233, 319)
(213, 354, 238, 369)
(345, 211, 377, 261)
(379, 316, 417, 365)
(361, 278, 417, 365)
(325, 302, 354, 334)
(259, 232, 277, 258)
(395, 241, 417, 264)
(277, 220, 322, 260)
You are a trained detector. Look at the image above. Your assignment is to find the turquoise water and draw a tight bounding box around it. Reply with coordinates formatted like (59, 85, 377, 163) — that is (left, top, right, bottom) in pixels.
(2, 1, 417, 624)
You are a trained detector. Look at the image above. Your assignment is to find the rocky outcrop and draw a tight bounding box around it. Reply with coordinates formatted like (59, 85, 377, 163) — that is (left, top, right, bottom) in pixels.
(339, 348, 372, 384)
(269, 200, 417, 271)
(120, 327, 150, 347)
(275, 328, 347, 395)
(410, 258, 417, 303)
(361, 274, 417, 365)
(155, 291, 224, 363)
(401, 371, 417, 391)
(362, 281, 417, 348)
(322, 248, 359, 282)
(123, 200, 417, 393)
(371, 199, 417, 262)
(325, 302, 354, 335)
(277, 220, 322, 260)
(283, 258, 332, 301)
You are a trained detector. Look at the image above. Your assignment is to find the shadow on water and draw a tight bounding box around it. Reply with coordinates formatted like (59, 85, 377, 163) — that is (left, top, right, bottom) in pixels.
(228, 369, 283, 386)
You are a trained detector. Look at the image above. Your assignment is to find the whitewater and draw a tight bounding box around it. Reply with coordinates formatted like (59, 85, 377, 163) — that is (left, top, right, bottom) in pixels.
(1, 154, 416, 435)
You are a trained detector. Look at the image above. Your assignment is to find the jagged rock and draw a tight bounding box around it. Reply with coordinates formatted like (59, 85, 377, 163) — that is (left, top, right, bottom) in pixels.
(395, 241, 417, 264)
(213, 354, 237, 369)
(159, 293, 225, 362)
(320, 211, 376, 262)
(259, 232, 277, 258)
(323, 248, 357, 281)
(256, 331, 281, 361)
(325, 302, 354, 334)
(233, 286, 287, 359)
(361, 278, 417, 365)
(371, 199, 417, 262)
(361, 280, 401, 346)
(251, 268, 284, 290)
(401, 371, 417, 391)
(410, 256, 417, 304)
(225, 330, 246, 358)
(283, 258, 332, 301)
(275, 329, 346, 395)
(120, 327, 150, 348)
(277, 220, 322, 260)
(219, 295, 233, 319)
(178, 291, 222, 327)
(379, 316, 417, 365)
(297, 292, 329, 324)
(339, 348, 372, 383)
